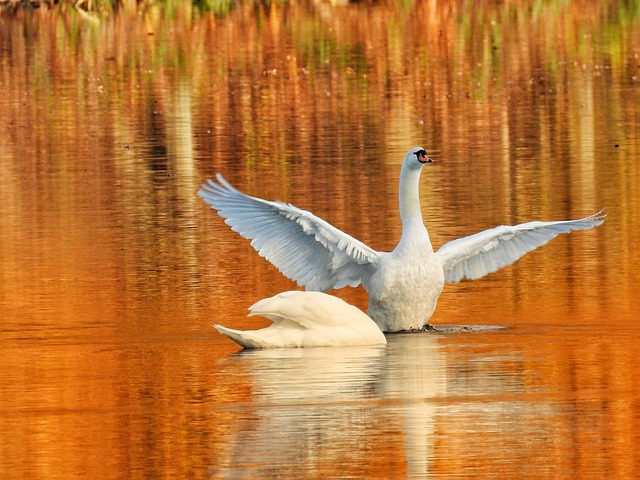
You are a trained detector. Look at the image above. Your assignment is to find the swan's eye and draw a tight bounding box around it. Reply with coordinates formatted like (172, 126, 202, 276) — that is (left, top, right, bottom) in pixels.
(414, 149, 427, 159)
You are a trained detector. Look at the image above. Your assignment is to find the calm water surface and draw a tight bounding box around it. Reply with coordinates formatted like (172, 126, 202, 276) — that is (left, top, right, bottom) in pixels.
(1, 1, 639, 478)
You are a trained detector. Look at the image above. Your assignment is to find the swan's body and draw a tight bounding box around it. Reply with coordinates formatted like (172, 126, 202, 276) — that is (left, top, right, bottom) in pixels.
(366, 246, 444, 332)
(214, 291, 387, 348)
(199, 147, 605, 332)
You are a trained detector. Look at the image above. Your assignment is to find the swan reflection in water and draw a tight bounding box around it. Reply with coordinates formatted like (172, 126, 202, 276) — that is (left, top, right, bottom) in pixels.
(213, 332, 564, 477)
(212, 335, 448, 478)
(212, 344, 386, 477)
(379, 333, 447, 478)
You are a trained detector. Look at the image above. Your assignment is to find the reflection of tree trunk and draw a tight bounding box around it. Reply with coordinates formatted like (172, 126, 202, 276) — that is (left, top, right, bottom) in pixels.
(169, 79, 196, 185)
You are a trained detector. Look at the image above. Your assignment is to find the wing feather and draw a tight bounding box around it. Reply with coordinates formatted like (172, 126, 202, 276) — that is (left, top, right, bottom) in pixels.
(436, 211, 605, 283)
(198, 174, 381, 291)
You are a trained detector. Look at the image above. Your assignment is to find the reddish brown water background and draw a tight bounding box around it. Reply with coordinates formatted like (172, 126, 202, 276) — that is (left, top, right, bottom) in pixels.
(1, 1, 639, 478)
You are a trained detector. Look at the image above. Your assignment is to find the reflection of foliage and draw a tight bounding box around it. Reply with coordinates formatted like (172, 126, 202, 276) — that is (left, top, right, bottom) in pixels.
(73, 0, 121, 14)
(74, 0, 105, 11)
(192, 0, 235, 15)
(68, 0, 289, 16)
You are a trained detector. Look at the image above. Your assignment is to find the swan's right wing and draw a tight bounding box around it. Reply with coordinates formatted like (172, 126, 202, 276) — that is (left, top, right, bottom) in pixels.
(198, 175, 381, 291)
(435, 211, 605, 283)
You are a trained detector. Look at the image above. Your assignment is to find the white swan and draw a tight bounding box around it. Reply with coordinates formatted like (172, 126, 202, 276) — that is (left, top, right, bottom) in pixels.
(214, 291, 387, 348)
(199, 147, 605, 332)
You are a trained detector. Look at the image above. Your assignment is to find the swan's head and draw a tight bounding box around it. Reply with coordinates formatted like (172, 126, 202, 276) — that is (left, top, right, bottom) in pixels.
(404, 147, 433, 171)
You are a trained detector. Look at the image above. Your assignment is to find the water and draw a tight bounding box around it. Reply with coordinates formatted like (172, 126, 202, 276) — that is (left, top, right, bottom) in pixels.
(1, 1, 640, 478)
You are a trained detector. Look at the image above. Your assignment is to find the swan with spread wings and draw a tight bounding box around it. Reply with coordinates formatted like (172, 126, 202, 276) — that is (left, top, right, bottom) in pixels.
(199, 147, 605, 332)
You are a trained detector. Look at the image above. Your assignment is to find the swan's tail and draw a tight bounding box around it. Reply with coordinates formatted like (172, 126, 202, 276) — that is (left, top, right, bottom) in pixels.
(214, 324, 265, 349)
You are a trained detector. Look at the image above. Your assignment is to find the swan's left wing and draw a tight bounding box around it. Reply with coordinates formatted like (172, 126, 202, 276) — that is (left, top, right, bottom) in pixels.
(435, 211, 605, 283)
(198, 175, 381, 291)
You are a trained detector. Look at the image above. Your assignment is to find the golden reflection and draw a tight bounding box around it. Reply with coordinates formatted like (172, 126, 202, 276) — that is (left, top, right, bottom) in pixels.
(435, 328, 640, 477)
(0, 1, 639, 478)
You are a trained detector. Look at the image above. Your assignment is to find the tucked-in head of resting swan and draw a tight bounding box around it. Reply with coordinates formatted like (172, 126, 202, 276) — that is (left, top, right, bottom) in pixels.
(199, 147, 605, 333)
(214, 291, 387, 349)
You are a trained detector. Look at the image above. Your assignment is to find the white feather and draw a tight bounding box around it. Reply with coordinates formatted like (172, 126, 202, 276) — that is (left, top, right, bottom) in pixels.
(214, 291, 387, 349)
(435, 211, 606, 283)
(199, 174, 379, 292)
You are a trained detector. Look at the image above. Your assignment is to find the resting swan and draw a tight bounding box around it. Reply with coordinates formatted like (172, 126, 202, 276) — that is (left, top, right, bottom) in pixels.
(199, 147, 605, 332)
(214, 291, 387, 348)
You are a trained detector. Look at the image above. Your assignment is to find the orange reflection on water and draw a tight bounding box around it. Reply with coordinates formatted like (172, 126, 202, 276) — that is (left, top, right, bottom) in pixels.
(0, 0, 639, 478)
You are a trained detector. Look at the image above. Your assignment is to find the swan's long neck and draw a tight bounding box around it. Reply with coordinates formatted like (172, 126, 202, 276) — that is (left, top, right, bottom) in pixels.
(396, 163, 433, 253)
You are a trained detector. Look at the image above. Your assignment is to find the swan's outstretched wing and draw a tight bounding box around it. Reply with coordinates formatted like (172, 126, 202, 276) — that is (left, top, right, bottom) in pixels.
(435, 211, 605, 283)
(198, 175, 381, 291)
